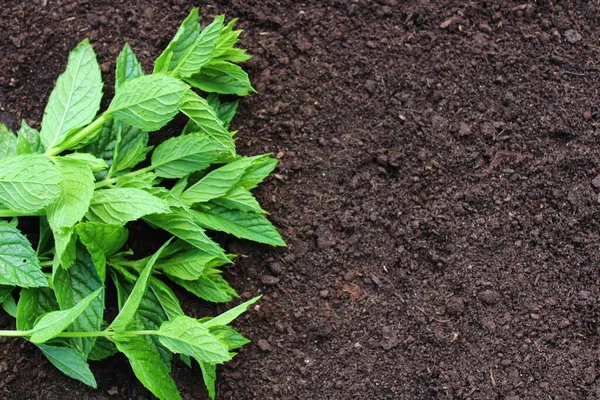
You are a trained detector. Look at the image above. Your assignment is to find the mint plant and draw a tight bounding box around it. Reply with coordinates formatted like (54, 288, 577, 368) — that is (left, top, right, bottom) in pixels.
(0, 9, 283, 400)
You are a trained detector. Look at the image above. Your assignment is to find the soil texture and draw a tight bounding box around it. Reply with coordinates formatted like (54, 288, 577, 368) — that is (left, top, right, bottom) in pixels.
(1, 0, 600, 399)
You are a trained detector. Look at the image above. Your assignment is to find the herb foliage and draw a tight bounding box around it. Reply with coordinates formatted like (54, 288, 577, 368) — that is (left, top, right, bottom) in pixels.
(0, 9, 283, 400)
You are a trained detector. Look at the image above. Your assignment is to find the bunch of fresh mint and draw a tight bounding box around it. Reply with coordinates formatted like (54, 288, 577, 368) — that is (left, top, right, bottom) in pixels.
(0, 9, 283, 400)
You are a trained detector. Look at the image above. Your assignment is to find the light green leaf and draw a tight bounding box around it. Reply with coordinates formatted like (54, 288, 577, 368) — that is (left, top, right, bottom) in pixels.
(53, 246, 104, 357)
(154, 9, 200, 74)
(158, 315, 231, 364)
(157, 249, 217, 281)
(16, 121, 43, 155)
(16, 287, 58, 331)
(151, 132, 224, 179)
(52, 226, 77, 270)
(0, 124, 17, 160)
(62, 153, 108, 172)
(173, 15, 224, 78)
(112, 334, 182, 400)
(144, 209, 227, 261)
(107, 74, 188, 132)
(213, 186, 264, 214)
(30, 287, 102, 344)
(168, 270, 237, 303)
(116, 43, 143, 91)
(181, 157, 257, 205)
(37, 344, 97, 388)
(110, 239, 171, 333)
(150, 277, 184, 320)
(199, 361, 217, 400)
(40, 39, 103, 150)
(87, 188, 170, 225)
(204, 297, 260, 329)
(0, 220, 47, 287)
(192, 206, 285, 246)
(212, 19, 251, 63)
(116, 172, 157, 189)
(0, 154, 63, 213)
(2, 294, 17, 318)
(180, 90, 235, 154)
(206, 93, 238, 129)
(237, 154, 278, 190)
(46, 157, 95, 230)
(185, 61, 255, 96)
(210, 325, 250, 350)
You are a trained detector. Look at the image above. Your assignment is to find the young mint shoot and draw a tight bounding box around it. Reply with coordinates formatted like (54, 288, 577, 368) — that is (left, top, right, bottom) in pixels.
(0, 9, 283, 400)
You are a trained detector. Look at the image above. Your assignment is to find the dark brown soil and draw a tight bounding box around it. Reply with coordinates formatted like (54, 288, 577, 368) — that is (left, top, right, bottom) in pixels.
(2, 0, 600, 399)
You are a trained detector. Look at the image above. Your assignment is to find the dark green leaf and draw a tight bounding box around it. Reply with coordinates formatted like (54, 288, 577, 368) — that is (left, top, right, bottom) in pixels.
(0, 220, 47, 288)
(206, 93, 238, 129)
(37, 344, 97, 388)
(16, 287, 58, 331)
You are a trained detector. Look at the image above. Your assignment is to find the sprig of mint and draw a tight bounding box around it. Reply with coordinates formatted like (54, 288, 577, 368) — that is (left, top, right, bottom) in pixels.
(0, 9, 283, 400)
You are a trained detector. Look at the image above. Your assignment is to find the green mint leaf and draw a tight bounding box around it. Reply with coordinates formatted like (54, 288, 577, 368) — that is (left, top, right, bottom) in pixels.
(0, 285, 13, 303)
(112, 272, 172, 367)
(112, 334, 182, 400)
(174, 15, 224, 78)
(0, 154, 63, 213)
(113, 121, 151, 173)
(52, 226, 77, 270)
(88, 334, 118, 361)
(180, 90, 235, 154)
(204, 296, 260, 329)
(192, 206, 285, 246)
(61, 153, 108, 172)
(158, 315, 231, 364)
(157, 249, 219, 281)
(109, 239, 171, 333)
(0, 220, 47, 288)
(151, 132, 224, 178)
(212, 186, 265, 214)
(199, 361, 217, 400)
(212, 19, 251, 63)
(87, 188, 171, 225)
(30, 287, 102, 344)
(206, 93, 238, 129)
(154, 9, 200, 74)
(37, 344, 97, 388)
(210, 325, 250, 350)
(53, 246, 104, 357)
(1, 294, 17, 318)
(40, 39, 103, 150)
(144, 209, 227, 261)
(16, 287, 58, 331)
(180, 156, 257, 205)
(116, 43, 143, 91)
(16, 120, 43, 155)
(150, 277, 184, 320)
(0, 124, 17, 160)
(76, 222, 128, 280)
(168, 269, 237, 303)
(185, 61, 255, 96)
(46, 158, 95, 231)
(107, 74, 188, 132)
(236, 154, 278, 190)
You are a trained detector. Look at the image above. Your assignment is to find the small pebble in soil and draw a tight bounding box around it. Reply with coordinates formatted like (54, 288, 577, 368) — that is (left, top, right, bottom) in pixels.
(479, 290, 501, 305)
(257, 339, 272, 352)
(261, 275, 280, 286)
(564, 29, 582, 43)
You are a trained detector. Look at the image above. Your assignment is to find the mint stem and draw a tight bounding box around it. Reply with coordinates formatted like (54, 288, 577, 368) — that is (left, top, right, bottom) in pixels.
(45, 113, 112, 156)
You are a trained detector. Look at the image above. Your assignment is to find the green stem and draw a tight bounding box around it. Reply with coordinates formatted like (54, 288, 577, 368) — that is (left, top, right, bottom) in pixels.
(45, 113, 112, 157)
(0, 329, 160, 339)
(0, 209, 44, 218)
(94, 164, 156, 189)
(0, 330, 31, 337)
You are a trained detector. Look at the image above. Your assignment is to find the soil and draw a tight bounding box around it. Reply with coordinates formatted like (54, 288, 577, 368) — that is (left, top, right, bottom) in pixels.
(1, 0, 600, 399)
